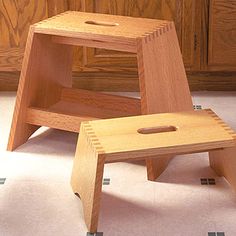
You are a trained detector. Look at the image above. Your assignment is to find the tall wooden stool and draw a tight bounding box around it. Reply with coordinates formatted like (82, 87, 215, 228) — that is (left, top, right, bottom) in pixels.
(7, 11, 193, 180)
(71, 109, 236, 233)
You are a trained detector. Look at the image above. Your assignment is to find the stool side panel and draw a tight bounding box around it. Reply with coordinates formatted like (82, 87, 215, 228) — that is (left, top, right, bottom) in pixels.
(71, 124, 105, 233)
(137, 22, 193, 114)
(7, 27, 40, 150)
(7, 27, 73, 150)
(209, 146, 236, 192)
(136, 22, 193, 180)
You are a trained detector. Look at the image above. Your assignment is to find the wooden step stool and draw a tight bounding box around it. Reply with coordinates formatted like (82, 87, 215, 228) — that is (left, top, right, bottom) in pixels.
(71, 109, 236, 233)
(7, 11, 193, 180)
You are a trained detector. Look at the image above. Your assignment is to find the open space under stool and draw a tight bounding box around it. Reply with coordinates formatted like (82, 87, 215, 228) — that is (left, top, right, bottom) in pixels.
(7, 11, 193, 181)
(71, 109, 236, 233)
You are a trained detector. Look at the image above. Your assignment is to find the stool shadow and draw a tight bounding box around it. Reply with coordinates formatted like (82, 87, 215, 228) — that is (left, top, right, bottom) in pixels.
(14, 128, 78, 157)
(99, 192, 157, 235)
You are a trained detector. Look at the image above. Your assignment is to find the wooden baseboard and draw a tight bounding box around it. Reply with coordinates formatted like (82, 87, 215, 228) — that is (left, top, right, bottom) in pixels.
(188, 72, 236, 91)
(0, 71, 236, 92)
(0, 72, 20, 91)
(74, 71, 236, 91)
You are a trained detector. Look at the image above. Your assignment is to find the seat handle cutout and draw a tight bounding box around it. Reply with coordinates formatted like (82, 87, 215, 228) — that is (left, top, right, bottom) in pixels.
(137, 125, 177, 135)
(85, 20, 119, 27)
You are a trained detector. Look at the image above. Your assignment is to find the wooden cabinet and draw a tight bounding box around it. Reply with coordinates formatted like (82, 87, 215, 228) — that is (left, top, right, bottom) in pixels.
(208, 0, 236, 70)
(0, 0, 235, 91)
(71, 0, 199, 91)
(0, 0, 69, 72)
(75, 0, 198, 71)
(0, 1, 47, 71)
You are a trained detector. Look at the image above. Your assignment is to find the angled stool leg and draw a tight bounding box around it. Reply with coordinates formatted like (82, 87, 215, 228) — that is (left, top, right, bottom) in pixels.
(137, 23, 193, 181)
(209, 146, 236, 191)
(71, 123, 105, 233)
(7, 27, 73, 151)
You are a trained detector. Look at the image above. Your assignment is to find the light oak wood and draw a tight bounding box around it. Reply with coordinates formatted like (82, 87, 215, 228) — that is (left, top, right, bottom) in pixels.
(71, 109, 236, 233)
(26, 107, 91, 133)
(3, 71, 236, 92)
(0, 0, 49, 71)
(209, 147, 236, 188)
(2, 0, 236, 91)
(61, 88, 141, 115)
(34, 11, 170, 44)
(208, 108, 236, 189)
(51, 35, 137, 53)
(26, 89, 141, 132)
(136, 22, 193, 180)
(78, 110, 235, 159)
(79, 0, 199, 74)
(208, 0, 236, 70)
(71, 123, 105, 233)
(7, 28, 73, 151)
(8, 11, 193, 180)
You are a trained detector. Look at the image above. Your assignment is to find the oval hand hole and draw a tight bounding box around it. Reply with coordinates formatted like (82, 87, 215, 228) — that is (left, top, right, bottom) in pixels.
(85, 20, 119, 27)
(137, 125, 177, 135)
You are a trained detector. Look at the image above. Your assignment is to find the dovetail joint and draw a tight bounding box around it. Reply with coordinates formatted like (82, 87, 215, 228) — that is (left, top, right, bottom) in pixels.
(141, 22, 173, 43)
(81, 122, 105, 154)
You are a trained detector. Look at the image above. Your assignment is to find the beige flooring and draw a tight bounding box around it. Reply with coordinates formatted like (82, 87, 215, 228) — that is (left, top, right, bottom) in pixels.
(0, 91, 236, 236)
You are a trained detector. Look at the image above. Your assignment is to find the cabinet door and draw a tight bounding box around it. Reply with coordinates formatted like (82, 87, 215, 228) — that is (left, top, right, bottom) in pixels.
(0, 0, 72, 90)
(0, 1, 47, 71)
(72, 0, 199, 90)
(208, 0, 236, 70)
(0, 0, 199, 91)
(0, 0, 69, 72)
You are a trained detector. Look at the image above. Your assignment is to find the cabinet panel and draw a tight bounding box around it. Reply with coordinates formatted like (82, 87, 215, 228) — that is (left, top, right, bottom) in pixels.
(182, 0, 199, 69)
(208, 0, 236, 69)
(0, 0, 201, 91)
(0, 0, 49, 71)
(75, 0, 199, 72)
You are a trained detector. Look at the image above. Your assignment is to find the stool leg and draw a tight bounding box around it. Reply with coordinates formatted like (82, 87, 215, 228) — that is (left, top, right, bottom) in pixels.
(137, 23, 193, 180)
(209, 147, 236, 191)
(7, 27, 73, 151)
(71, 126, 105, 233)
(146, 154, 172, 181)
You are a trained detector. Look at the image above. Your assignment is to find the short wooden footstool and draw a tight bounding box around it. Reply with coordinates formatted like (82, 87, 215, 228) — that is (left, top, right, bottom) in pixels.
(71, 109, 236, 233)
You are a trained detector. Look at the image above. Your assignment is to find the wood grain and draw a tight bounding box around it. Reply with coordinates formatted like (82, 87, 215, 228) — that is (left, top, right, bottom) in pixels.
(1, 0, 236, 91)
(81, 0, 187, 73)
(7, 28, 73, 151)
(208, 0, 236, 69)
(8, 11, 193, 182)
(72, 71, 236, 92)
(34, 11, 170, 42)
(0, 0, 48, 71)
(84, 109, 236, 159)
(136, 21, 193, 180)
(71, 109, 236, 232)
(47, 0, 68, 16)
(209, 146, 236, 192)
(71, 123, 105, 233)
(2, 71, 236, 92)
(0, 71, 20, 91)
(182, 0, 201, 70)
(61, 88, 141, 114)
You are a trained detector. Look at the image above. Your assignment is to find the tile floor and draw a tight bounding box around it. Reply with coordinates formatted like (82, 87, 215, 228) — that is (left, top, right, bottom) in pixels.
(0, 91, 236, 236)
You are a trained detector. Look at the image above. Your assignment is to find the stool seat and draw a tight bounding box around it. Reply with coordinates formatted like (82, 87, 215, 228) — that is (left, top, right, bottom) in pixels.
(71, 109, 236, 233)
(82, 109, 235, 160)
(34, 11, 170, 52)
